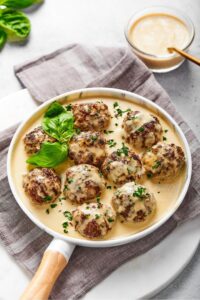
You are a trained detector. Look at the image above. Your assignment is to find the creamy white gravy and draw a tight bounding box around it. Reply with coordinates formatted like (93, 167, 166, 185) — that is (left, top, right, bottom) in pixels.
(129, 13, 189, 56)
(11, 97, 186, 240)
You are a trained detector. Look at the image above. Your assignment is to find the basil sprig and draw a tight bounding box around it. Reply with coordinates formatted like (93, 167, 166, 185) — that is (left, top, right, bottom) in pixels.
(0, 28, 6, 49)
(0, 8, 30, 41)
(0, 0, 43, 9)
(27, 101, 75, 168)
(42, 101, 75, 143)
(0, 0, 43, 50)
(26, 142, 68, 168)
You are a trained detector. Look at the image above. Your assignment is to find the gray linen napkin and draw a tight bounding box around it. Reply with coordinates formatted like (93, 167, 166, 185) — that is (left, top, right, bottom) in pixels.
(0, 44, 200, 300)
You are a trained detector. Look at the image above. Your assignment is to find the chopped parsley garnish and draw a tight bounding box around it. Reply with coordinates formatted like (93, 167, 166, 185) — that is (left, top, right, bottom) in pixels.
(99, 172, 103, 177)
(96, 196, 101, 202)
(133, 187, 146, 199)
(147, 172, 153, 179)
(104, 130, 114, 134)
(106, 185, 112, 189)
(64, 185, 69, 190)
(117, 143, 129, 156)
(95, 214, 100, 219)
(43, 195, 52, 202)
(163, 136, 167, 141)
(131, 116, 138, 120)
(107, 139, 117, 148)
(113, 102, 131, 118)
(62, 221, 68, 229)
(115, 123, 118, 127)
(63, 229, 68, 234)
(46, 208, 50, 214)
(115, 108, 131, 118)
(96, 196, 101, 208)
(76, 128, 81, 134)
(164, 129, 168, 133)
(108, 217, 114, 223)
(67, 178, 73, 184)
(152, 160, 161, 169)
(50, 203, 57, 208)
(91, 135, 98, 141)
(137, 126, 144, 132)
(65, 104, 72, 111)
(63, 211, 73, 221)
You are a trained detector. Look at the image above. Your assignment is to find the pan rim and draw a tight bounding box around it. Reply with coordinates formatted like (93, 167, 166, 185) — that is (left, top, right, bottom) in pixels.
(7, 87, 192, 248)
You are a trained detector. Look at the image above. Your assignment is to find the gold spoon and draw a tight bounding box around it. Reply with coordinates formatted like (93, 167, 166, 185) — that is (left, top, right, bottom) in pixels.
(167, 47, 200, 66)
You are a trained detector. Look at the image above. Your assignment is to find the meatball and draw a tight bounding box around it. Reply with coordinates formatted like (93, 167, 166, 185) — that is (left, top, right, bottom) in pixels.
(72, 102, 111, 131)
(72, 203, 116, 239)
(122, 110, 162, 148)
(142, 142, 185, 181)
(102, 149, 145, 186)
(69, 131, 106, 167)
(112, 182, 156, 222)
(24, 126, 56, 154)
(64, 164, 105, 204)
(23, 168, 61, 204)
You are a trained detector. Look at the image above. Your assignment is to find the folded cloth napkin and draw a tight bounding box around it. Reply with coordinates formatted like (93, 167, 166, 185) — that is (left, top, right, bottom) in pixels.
(0, 44, 200, 300)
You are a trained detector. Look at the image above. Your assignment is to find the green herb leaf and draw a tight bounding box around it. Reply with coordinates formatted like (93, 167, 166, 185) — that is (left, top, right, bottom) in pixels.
(106, 185, 112, 189)
(137, 126, 144, 132)
(107, 217, 114, 223)
(117, 143, 129, 156)
(26, 141, 68, 167)
(63, 211, 73, 221)
(133, 187, 146, 199)
(62, 221, 68, 229)
(50, 203, 57, 208)
(0, 0, 43, 9)
(152, 160, 161, 169)
(42, 101, 75, 143)
(0, 9, 31, 42)
(104, 130, 114, 134)
(43, 195, 52, 202)
(95, 214, 100, 219)
(0, 29, 6, 50)
(147, 172, 153, 179)
(107, 139, 117, 148)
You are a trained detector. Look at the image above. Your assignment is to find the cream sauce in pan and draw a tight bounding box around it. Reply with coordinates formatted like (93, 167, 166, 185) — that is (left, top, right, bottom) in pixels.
(11, 97, 186, 240)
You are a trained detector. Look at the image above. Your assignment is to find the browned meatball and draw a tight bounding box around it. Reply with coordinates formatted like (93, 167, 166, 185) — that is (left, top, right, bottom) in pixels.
(72, 203, 116, 239)
(64, 164, 105, 204)
(72, 102, 111, 131)
(23, 168, 61, 204)
(24, 126, 56, 154)
(69, 131, 106, 167)
(102, 149, 145, 186)
(142, 142, 185, 181)
(122, 111, 162, 148)
(112, 182, 156, 222)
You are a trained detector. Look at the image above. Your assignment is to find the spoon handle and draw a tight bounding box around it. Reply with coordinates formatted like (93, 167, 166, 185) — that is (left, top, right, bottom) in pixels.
(168, 47, 200, 66)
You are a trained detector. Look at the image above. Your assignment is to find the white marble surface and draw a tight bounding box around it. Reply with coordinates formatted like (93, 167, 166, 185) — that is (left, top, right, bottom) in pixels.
(0, 0, 200, 299)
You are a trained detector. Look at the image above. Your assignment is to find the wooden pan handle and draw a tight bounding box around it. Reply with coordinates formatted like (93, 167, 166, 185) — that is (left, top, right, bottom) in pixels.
(20, 239, 75, 300)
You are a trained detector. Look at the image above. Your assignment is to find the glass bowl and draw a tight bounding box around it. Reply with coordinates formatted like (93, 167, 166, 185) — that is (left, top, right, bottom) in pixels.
(125, 6, 195, 73)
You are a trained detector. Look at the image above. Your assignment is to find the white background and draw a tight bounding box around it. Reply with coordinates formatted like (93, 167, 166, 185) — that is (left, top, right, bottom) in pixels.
(0, 0, 200, 299)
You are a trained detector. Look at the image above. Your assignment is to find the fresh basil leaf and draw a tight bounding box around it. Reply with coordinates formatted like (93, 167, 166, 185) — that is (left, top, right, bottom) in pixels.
(0, 29, 6, 49)
(26, 142, 68, 167)
(44, 101, 65, 118)
(0, 9, 31, 42)
(42, 101, 75, 143)
(0, 0, 43, 9)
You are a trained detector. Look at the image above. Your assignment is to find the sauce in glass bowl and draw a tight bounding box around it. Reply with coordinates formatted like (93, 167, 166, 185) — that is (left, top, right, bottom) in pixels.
(125, 7, 195, 73)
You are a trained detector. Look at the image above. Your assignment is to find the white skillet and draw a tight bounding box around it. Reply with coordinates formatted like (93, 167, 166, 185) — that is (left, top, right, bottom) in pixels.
(7, 87, 192, 299)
